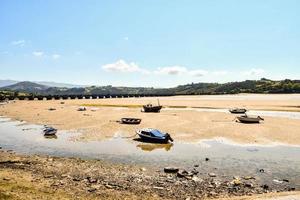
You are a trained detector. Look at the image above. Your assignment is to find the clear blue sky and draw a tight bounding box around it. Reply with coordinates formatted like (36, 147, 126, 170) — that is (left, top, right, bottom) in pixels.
(0, 0, 299, 87)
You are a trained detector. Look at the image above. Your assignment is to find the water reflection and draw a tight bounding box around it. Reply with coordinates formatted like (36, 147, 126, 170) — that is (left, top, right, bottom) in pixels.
(136, 143, 173, 152)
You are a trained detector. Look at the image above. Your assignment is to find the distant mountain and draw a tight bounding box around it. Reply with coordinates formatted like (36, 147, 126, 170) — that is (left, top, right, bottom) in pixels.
(0, 80, 85, 88)
(0, 80, 18, 87)
(36, 81, 86, 88)
(1, 78, 300, 97)
(1, 81, 49, 94)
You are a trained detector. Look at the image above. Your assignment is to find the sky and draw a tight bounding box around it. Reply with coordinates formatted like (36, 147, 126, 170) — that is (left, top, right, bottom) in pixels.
(0, 0, 299, 87)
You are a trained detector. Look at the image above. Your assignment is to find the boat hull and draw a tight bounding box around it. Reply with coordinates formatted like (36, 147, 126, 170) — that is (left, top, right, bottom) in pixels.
(142, 106, 162, 113)
(137, 133, 169, 143)
(229, 109, 247, 114)
(237, 116, 261, 123)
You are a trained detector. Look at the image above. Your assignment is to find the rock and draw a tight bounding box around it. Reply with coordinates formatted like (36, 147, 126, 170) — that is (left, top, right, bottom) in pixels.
(3, 177, 11, 181)
(87, 177, 97, 183)
(87, 188, 97, 192)
(261, 184, 269, 190)
(194, 164, 199, 167)
(0, 146, 2, 149)
(282, 179, 289, 182)
(177, 170, 188, 178)
(177, 170, 194, 178)
(259, 169, 265, 173)
(208, 173, 216, 177)
(273, 179, 283, 184)
(243, 176, 255, 180)
(44, 174, 53, 178)
(140, 167, 146, 172)
(205, 158, 210, 161)
(192, 176, 202, 182)
(164, 167, 179, 173)
(153, 186, 164, 190)
(245, 183, 253, 188)
(231, 179, 242, 186)
(73, 177, 81, 181)
(48, 108, 56, 111)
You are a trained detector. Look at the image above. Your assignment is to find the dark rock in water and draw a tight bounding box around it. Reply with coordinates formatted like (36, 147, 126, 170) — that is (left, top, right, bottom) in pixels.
(205, 158, 210, 161)
(0, 146, 2, 149)
(259, 169, 265, 173)
(164, 167, 179, 173)
(194, 164, 199, 167)
(282, 179, 289, 182)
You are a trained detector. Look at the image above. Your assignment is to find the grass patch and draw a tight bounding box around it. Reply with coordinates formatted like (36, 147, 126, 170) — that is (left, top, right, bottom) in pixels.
(81, 104, 142, 108)
(167, 105, 188, 108)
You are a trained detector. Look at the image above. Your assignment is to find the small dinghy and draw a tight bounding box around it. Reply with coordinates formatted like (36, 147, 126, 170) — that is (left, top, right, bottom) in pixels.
(43, 126, 57, 136)
(136, 128, 173, 143)
(229, 108, 247, 114)
(121, 118, 141, 124)
(237, 115, 264, 123)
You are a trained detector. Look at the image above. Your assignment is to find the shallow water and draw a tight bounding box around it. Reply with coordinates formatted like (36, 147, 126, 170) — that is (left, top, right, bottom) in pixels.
(164, 107, 300, 120)
(0, 116, 300, 189)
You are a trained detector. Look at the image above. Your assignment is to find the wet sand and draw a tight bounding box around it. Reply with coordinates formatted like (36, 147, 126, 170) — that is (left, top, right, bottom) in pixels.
(0, 94, 300, 145)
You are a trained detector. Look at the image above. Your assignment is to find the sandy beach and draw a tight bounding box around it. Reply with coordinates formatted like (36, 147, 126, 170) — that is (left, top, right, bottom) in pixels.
(0, 94, 300, 145)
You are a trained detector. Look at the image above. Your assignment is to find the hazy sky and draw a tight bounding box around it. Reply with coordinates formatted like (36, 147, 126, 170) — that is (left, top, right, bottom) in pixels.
(0, 0, 299, 87)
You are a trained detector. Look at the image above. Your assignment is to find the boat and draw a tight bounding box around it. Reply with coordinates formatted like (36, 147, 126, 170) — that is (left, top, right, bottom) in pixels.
(142, 104, 162, 112)
(121, 118, 141, 124)
(136, 128, 173, 143)
(77, 107, 86, 111)
(229, 108, 247, 114)
(142, 99, 162, 113)
(43, 126, 57, 136)
(237, 115, 264, 123)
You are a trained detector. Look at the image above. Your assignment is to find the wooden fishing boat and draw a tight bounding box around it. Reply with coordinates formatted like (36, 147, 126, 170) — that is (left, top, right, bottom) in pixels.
(229, 108, 247, 114)
(142, 104, 162, 112)
(121, 118, 141, 124)
(136, 128, 173, 143)
(237, 115, 264, 123)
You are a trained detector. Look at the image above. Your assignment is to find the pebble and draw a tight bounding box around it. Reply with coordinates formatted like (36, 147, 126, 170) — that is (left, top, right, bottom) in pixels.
(259, 169, 265, 173)
(87, 188, 97, 192)
(208, 173, 216, 177)
(205, 158, 210, 161)
(140, 167, 146, 172)
(153, 186, 164, 190)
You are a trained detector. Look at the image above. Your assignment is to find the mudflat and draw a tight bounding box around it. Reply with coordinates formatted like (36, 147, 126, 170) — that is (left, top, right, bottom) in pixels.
(0, 94, 300, 145)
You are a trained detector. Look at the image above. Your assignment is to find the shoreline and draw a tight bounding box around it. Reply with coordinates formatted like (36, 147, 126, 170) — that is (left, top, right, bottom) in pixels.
(0, 149, 298, 200)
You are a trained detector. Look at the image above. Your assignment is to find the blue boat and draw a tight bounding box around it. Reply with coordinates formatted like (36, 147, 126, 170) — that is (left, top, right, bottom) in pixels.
(136, 128, 173, 143)
(43, 126, 57, 136)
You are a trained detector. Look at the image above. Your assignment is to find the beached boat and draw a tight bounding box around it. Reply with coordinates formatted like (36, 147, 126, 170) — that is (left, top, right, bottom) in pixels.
(237, 115, 264, 123)
(121, 118, 141, 124)
(43, 127, 57, 136)
(229, 108, 247, 114)
(77, 107, 86, 111)
(142, 104, 162, 112)
(136, 128, 173, 143)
